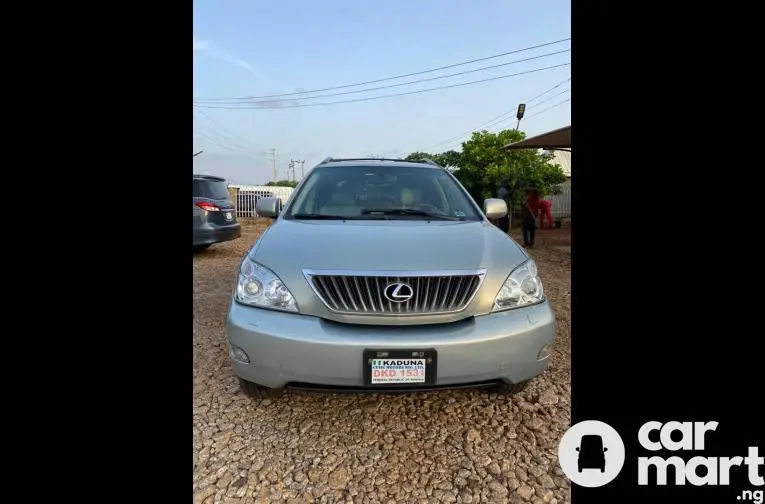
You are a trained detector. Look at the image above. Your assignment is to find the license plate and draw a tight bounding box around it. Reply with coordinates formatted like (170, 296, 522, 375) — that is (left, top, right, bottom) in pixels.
(225, 212, 233, 220)
(363, 349, 437, 386)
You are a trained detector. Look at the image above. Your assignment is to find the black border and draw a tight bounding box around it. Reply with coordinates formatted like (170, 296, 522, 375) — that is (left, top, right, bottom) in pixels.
(23, 3, 191, 499)
(36, 1, 763, 500)
(573, 0, 763, 501)
(363, 348, 438, 387)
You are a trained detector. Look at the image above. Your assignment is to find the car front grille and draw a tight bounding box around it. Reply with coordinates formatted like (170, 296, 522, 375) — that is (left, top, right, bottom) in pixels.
(303, 269, 486, 315)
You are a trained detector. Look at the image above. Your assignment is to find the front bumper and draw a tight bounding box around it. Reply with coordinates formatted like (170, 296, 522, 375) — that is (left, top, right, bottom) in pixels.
(226, 300, 556, 391)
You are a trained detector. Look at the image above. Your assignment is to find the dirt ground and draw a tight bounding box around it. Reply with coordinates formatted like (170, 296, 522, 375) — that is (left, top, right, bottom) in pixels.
(193, 223, 571, 504)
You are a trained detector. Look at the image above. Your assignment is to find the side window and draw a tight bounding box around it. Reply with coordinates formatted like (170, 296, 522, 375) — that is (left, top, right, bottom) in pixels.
(192, 180, 204, 198)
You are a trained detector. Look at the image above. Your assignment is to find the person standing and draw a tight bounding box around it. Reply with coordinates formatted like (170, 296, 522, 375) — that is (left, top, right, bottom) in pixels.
(538, 198, 554, 229)
(521, 186, 540, 248)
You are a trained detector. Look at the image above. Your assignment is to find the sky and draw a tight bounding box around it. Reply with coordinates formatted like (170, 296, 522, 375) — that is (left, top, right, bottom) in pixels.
(193, 0, 571, 185)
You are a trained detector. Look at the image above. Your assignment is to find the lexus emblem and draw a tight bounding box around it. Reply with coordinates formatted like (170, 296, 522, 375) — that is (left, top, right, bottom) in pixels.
(383, 282, 414, 303)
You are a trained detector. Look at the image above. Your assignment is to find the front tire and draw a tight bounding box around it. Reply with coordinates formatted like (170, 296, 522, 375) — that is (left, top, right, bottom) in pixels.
(238, 378, 284, 399)
(193, 244, 210, 253)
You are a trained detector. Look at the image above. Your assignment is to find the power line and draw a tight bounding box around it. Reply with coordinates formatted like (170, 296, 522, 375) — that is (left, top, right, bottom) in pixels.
(194, 108, 265, 152)
(195, 49, 570, 104)
(195, 37, 571, 101)
(527, 88, 570, 109)
(194, 119, 252, 152)
(416, 110, 515, 153)
(525, 77, 571, 103)
(524, 98, 570, 120)
(194, 131, 236, 153)
(416, 77, 571, 152)
(194, 62, 570, 110)
(193, 118, 271, 161)
(484, 89, 570, 133)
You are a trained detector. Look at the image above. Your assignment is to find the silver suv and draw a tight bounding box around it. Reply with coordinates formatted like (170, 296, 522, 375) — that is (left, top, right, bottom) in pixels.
(226, 158, 556, 398)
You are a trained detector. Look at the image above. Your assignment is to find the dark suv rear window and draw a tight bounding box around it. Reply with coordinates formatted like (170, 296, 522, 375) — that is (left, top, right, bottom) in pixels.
(193, 179, 230, 200)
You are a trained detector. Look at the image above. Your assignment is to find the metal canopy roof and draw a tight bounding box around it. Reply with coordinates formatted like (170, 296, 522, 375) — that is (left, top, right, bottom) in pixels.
(503, 125, 571, 150)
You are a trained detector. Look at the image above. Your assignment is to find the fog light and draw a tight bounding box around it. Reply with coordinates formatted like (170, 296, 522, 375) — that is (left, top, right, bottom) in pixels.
(229, 345, 250, 363)
(537, 344, 553, 361)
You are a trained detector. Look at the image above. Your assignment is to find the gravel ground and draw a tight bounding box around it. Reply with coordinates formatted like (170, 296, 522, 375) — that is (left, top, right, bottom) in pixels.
(193, 224, 571, 504)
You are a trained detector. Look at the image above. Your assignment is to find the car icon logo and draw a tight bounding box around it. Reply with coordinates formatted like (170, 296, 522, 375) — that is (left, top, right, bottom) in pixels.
(576, 434, 608, 473)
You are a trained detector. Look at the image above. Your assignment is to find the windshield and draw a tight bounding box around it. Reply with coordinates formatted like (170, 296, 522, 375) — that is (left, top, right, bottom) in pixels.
(284, 165, 482, 221)
(193, 179, 230, 200)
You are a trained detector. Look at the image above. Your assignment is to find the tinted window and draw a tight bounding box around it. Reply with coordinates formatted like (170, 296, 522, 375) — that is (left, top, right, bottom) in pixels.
(285, 165, 481, 220)
(193, 179, 230, 199)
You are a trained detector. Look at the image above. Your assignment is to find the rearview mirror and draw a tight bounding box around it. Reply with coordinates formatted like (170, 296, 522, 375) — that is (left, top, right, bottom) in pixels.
(575, 447, 580, 452)
(483, 198, 508, 220)
(256, 197, 281, 219)
(603, 447, 608, 452)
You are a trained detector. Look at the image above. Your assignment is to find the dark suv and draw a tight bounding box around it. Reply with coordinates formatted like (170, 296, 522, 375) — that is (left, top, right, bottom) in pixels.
(193, 174, 241, 251)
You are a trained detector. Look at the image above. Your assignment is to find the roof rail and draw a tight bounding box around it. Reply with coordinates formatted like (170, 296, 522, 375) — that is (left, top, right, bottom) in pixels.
(323, 157, 405, 163)
(316, 157, 444, 167)
(193, 173, 226, 181)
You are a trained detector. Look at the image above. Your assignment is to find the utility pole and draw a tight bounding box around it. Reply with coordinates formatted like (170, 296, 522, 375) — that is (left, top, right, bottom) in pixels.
(270, 149, 277, 182)
(288, 159, 295, 181)
(290, 159, 304, 180)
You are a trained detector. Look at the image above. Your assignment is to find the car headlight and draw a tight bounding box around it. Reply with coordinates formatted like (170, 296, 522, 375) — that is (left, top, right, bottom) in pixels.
(235, 258, 298, 312)
(492, 259, 544, 312)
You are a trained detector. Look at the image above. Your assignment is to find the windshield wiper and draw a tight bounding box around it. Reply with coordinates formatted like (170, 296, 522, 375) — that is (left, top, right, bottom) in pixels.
(291, 213, 356, 220)
(361, 208, 459, 220)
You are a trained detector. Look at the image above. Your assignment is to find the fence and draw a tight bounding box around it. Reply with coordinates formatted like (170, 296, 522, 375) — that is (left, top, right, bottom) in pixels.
(228, 185, 295, 218)
(509, 178, 571, 220)
(547, 178, 571, 218)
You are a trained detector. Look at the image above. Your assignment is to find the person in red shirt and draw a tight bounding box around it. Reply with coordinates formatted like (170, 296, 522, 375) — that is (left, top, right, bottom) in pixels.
(538, 198, 554, 229)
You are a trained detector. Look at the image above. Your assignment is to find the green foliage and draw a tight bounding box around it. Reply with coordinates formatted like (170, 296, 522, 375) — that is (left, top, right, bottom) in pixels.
(406, 129, 567, 207)
(265, 180, 299, 188)
(404, 150, 462, 170)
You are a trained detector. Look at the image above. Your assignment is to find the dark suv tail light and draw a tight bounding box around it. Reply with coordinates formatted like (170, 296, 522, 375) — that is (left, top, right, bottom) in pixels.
(196, 202, 221, 212)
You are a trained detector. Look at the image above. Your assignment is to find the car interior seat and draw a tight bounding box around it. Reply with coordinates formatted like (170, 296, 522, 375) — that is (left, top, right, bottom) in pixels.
(400, 187, 422, 208)
(319, 193, 362, 217)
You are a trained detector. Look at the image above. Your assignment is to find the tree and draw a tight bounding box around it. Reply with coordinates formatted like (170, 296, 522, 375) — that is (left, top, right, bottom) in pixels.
(451, 129, 567, 207)
(404, 150, 462, 170)
(437, 150, 462, 170)
(265, 180, 299, 188)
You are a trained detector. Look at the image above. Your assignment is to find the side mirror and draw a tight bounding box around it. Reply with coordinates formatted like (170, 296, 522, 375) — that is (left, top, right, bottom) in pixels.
(255, 197, 281, 219)
(575, 447, 580, 452)
(603, 447, 608, 452)
(483, 198, 508, 220)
